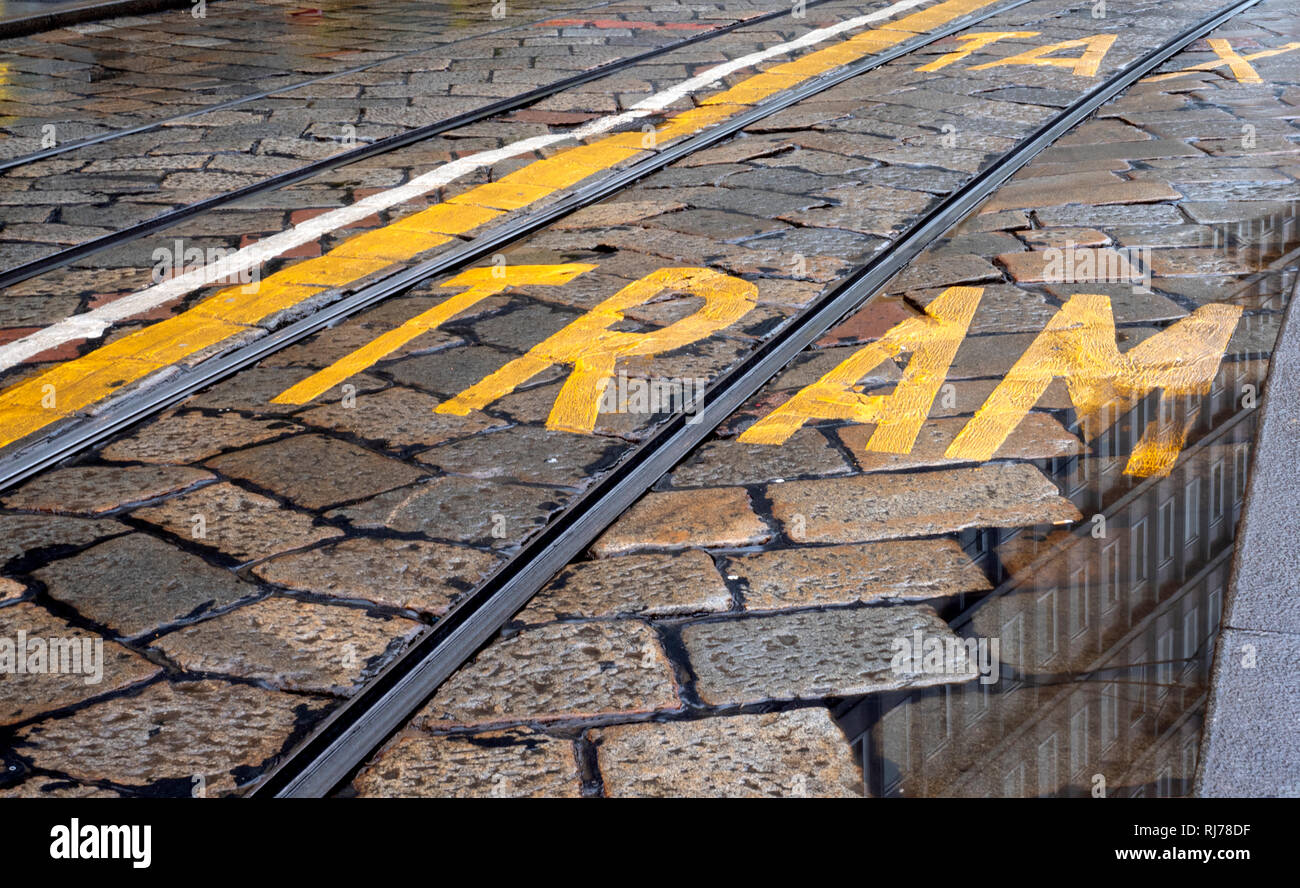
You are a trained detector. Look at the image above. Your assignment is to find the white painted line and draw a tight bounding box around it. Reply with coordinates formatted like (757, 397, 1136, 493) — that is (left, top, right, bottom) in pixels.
(0, 0, 928, 371)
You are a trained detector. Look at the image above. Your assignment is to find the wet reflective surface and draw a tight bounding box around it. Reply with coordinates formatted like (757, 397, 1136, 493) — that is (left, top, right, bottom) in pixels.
(839, 211, 1298, 797)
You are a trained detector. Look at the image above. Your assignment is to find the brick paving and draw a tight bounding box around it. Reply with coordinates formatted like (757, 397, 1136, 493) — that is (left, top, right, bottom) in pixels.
(1, 0, 1297, 797)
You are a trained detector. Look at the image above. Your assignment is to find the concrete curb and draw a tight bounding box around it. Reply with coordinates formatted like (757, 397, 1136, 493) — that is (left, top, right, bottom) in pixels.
(1196, 270, 1300, 798)
(0, 0, 196, 39)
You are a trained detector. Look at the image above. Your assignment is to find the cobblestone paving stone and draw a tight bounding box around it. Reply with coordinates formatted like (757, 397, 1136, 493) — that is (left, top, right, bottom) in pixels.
(3, 0, 1298, 796)
(0, 602, 162, 725)
(353, 728, 584, 797)
(682, 605, 978, 704)
(13, 679, 328, 795)
(591, 708, 862, 797)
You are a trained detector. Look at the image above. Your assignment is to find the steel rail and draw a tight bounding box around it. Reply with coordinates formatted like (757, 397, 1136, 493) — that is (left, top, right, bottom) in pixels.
(243, 0, 1263, 797)
(0, 0, 855, 288)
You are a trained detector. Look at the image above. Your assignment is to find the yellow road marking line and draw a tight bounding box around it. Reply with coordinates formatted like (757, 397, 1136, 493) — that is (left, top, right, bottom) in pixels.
(738, 286, 982, 450)
(914, 30, 1039, 71)
(0, 0, 1001, 451)
(1140, 39, 1300, 84)
(272, 264, 596, 405)
(969, 34, 1117, 77)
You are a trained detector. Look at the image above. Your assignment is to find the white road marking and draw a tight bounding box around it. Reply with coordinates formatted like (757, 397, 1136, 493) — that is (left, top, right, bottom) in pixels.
(0, 0, 928, 371)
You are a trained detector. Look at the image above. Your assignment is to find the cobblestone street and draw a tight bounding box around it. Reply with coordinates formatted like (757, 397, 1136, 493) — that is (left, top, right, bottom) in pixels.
(0, 0, 1296, 801)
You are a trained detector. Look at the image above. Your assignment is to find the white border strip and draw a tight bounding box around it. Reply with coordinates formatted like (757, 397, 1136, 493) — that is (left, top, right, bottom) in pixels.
(0, 0, 927, 371)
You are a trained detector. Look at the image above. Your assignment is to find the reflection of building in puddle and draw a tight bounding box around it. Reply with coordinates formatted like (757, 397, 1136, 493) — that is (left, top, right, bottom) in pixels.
(837, 356, 1266, 797)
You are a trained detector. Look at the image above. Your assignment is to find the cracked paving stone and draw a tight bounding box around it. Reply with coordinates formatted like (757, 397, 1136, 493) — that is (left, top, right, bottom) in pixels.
(553, 199, 687, 230)
(886, 253, 999, 293)
(416, 621, 679, 730)
(0, 779, 123, 798)
(593, 708, 862, 798)
(0, 513, 127, 565)
(185, 366, 386, 415)
(254, 537, 498, 616)
(206, 434, 427, 510)
(352, 728, 581, 798)
(667, 428, 851, 488)
(1146, 248, 1260, 277)
(817, 296, 917, 346)
(979, 171, 1181, 212)
(682, 605, 977, 707)
(151, 597, 421, 696)
(1034, 203, 1185, 228)
(132, 482, 343, 563)
(490, 380, 650, 440)
(419, 424, 622, 487)
(996, 247, 1143, 284)
(34, 533, 257, 639)
(725, 539, 992, 612)
(100, 411, 297, 465)
(0, 465, 213, 516)
(837, 413, 1086, 473)
(768, 464, 1082, 545)
(298, 387, 507, 449)
(910, 283, 1059, 335)
(328, 475, 566, 547)
(514, 549, 730, 624)
(591, 487, 771, 557)
(0, 603, 162, 726)
(13, 679, 327, 795)
(385, 345, 562, 396)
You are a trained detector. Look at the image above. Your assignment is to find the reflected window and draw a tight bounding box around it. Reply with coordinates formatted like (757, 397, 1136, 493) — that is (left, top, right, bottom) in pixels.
(1003, 762, 1026, 798)
(1183, 607, 1200, 662)
(1131, 518, 1149, 589)
(1069, 566, 1089, 638)
(1002, 613, 1025, 688)
(1157, 629, 1175, 699)
(1038, 734, 1059, 797)
(1038, 590, 1059, 663)
(1210, 460, 1225, 527)
(1101, 683, 1119, 749)
(1070, 706, 1089, 778)
(1158, 499, 1175, 565)
(1185, 478, 1201, 546)
(1102, 542, 1120, 611)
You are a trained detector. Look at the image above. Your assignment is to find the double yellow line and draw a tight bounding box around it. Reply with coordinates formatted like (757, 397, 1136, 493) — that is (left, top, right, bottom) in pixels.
(0, 0, 1000, 451)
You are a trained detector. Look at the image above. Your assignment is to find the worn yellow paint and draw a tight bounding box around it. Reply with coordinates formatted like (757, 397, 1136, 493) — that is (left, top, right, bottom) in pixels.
(945, 294, 1242, 476)
(739, 287, 983, 451)
(436, 267, 757, 433)
(391, 202, 499, 235)
(331, 226, 453, 262)
(270, 256, 393, 287)
(0, 309, 260, 449)
(0, 0, 1004, 450)
(273, 264, 596, 405)
(914, 31, 1040, 72)
(970, 34, 1117, 77)
(1141, 40, 1300, 84)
